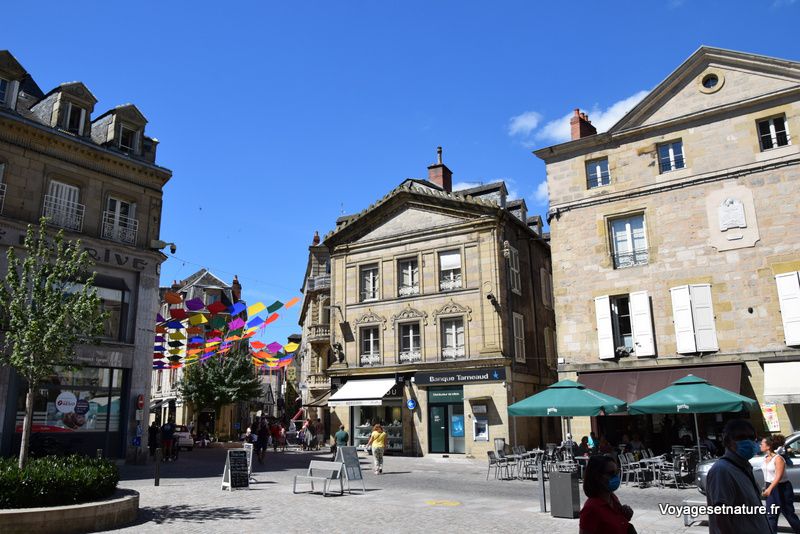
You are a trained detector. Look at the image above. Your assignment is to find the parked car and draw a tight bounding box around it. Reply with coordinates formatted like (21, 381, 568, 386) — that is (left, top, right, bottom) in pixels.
(696, 431, 800, 498)
(174, 425, 194, 451)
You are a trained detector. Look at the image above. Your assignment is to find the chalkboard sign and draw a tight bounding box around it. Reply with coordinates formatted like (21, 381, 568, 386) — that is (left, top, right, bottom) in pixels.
(221, 449, 250, 490)
(334, 446, 365, 493)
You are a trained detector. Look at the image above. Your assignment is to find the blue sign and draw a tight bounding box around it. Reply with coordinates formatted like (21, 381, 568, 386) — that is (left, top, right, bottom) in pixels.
(451, 415, 465, 437)
(132, 436, 141, 447)
(406, 399, 417, 410)
(74, 399, 90, 415)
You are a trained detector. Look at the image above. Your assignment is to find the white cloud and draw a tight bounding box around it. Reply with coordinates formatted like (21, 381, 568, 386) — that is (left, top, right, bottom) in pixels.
(507, 111, 542, 137)
(533, 180, 548, 204)
(452, 181, 482, 191)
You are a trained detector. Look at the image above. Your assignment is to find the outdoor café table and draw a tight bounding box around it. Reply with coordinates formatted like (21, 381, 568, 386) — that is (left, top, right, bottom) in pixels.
(574, 455, 590, 479)
(639, 456, 666, 487)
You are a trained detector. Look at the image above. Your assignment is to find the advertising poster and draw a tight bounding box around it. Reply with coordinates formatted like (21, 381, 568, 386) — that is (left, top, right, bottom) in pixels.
(451, 415, 465, 437)
(760, 402, 780, 432)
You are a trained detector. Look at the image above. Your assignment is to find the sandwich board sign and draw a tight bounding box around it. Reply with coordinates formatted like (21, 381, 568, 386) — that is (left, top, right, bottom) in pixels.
(334, 446, 366, 493)
(243, 442, 257, 482)
(221, 448, 250, 490)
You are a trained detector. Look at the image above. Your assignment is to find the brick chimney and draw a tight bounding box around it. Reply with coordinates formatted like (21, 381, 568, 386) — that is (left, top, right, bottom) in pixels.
(427, 146, 452, 192)
(231, 275, 242, 302)
(570, 109, 597, 140)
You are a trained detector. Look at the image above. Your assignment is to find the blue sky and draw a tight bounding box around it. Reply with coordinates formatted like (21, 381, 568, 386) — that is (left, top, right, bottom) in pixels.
(5, 0, 799, 344)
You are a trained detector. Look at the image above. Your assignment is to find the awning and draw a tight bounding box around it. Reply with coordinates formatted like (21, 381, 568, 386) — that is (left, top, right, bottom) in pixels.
(328, 378, 397, 407)
(764, 362, 800, 403)
(149, 399, 164, 411)
(303, 390, 332, 408)
(578, 364, 742, 406)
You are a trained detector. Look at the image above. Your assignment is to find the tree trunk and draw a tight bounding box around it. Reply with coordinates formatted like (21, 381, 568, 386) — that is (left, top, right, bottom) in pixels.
(18, 385, 35, 469)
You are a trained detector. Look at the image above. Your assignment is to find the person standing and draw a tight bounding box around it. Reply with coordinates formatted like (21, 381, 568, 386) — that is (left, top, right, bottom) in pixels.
(333, 425, 349, 457)
(161, 417, 175, 462)
(256, 422, 270, 464)
(579, 455, 634, 534)
(314, 418, 325, 450)
(762, 435, 800, 533)
(706, 419, 771, 534)
(366, 423, 387, 474)
(148, 421, 160, 458)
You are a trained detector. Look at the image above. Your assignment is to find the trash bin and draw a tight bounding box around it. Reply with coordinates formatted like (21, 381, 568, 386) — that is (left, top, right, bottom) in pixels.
(549, 470, 580, 518)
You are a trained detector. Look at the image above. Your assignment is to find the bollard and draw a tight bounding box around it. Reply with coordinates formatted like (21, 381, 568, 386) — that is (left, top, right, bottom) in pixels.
(155, 448, 161, 486)
(96, 448, 103, 458)
(539, 454, 548, 513)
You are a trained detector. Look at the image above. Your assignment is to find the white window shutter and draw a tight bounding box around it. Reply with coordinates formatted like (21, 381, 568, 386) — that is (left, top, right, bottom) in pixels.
(670, 285, 696, 354)
(690, 284, 719, 352)
(629, 291, 656, 357)
(78, 108, 86, 136)
(776, 272, 800, 346)
(594, 296, 615, 360)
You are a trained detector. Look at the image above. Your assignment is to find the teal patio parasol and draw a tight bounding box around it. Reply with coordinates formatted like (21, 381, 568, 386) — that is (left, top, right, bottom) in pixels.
(508, 379, 627, 417)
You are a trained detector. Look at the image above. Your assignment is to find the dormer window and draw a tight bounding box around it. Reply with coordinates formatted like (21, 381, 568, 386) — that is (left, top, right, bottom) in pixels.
(63, 102, 86, 136)
(119, 124, 139, 153)
(0, 78, 8, 106)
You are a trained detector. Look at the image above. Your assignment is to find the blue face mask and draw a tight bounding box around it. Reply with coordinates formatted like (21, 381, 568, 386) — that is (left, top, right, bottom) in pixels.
(735, 439, 759, 460)
(607, 474, 621, 492)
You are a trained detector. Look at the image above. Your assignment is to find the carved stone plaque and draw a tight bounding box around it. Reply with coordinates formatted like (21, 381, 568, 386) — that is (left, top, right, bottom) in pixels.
(718, 198, 746, 232)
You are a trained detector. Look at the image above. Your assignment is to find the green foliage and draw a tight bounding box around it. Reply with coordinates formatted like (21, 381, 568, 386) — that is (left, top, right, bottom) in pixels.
(0, 219, 105, 385)
(0, 455, 119, 509)
(179, 348, 263, 425)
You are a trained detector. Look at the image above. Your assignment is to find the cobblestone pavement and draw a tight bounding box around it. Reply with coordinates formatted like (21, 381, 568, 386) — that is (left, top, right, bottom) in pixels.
(111, 446, 716, 534)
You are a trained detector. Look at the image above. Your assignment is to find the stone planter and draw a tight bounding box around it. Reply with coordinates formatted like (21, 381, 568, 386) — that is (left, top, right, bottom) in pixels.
(0, 489, 138, 534)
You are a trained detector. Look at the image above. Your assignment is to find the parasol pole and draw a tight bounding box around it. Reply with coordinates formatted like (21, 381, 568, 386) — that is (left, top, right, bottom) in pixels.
(693, 413, 702, 463)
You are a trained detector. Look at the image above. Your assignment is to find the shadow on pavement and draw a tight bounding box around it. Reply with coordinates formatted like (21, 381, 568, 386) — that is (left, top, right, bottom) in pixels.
(131, 504, 257, 525)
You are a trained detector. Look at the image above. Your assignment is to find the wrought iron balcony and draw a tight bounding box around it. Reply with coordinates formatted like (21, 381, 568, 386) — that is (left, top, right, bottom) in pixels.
(398, 284, 420, 297)
(42, 195, 85, 232)
(0, 183, 5, 214)
(308, 324, 331, 343)
(439, 275, 462, 291)
(360, 352, 381, 366)
(612, 248, 649, 269)
(102, 211, 138, 245)
(307, 274, 331, 292)
(441, 347, 466, 361)
(399, 350, 421, 363)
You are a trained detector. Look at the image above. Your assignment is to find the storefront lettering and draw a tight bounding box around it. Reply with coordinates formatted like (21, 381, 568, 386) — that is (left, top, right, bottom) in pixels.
(84, 247, 148, 270)
(416, 368, 506, 385)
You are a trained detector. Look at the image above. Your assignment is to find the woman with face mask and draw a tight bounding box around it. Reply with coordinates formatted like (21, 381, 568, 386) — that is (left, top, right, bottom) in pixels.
(579, 455, 635, 534)
(761, 435, 800, 533)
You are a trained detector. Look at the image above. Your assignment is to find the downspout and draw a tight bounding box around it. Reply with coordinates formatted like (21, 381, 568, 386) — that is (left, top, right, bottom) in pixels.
(526, 234, 544, 447)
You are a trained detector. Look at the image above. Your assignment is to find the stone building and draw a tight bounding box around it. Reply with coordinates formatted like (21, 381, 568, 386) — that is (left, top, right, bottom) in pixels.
(319, 149, 557, 456)
(534, 47, 800, 445)
(0, 51, 171, 461)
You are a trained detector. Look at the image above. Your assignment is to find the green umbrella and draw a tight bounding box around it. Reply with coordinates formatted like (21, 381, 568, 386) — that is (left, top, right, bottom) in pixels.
(628, 374, 757, 459)
(508, 379, 627, 417)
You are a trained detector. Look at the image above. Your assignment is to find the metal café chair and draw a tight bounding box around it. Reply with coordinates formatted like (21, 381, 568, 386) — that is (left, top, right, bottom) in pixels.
(486, 450, 508, 480)
(496, 449, 517, 478)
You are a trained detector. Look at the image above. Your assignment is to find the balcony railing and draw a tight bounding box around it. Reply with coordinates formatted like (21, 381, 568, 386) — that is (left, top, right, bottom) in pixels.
(360, 352, 381, 366)
(308, 324, 331, 342)
(42, 195, 85, 232)
(399, 350, 422, 363)
(612, 248, 649, 269)
(307, 274, 331, 291)
(398, 284, 420, 297)
(102, 211, 139, 245)
(308, 373, 330, 388)
(441, 347, 466, 361)
(439, 274, 462, 291)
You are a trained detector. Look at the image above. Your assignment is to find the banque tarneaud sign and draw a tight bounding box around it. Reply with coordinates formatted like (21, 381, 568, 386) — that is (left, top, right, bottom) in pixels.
(414, 368, 506, 386)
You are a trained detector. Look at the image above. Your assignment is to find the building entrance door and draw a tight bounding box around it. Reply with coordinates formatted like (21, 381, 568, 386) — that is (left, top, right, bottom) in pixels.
(430, 405, 447, 453)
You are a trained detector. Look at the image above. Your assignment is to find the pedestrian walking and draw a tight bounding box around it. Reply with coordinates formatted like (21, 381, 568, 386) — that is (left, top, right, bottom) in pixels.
(705, 419, 771, 534)
(579, 455, 634, 534)
(332, 425, 349, 457)
(161, 417, 175, 462)
(366, 423, 387, 474)
(256, 422, 270, 464)
(148, 421, 160, 458)
(762, 434, 800, 533)
(314, 418, 325, 450)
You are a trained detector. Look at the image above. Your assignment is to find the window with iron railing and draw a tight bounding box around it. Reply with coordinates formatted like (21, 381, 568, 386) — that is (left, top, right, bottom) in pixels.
(42, 181, 85, 232)
(441, 317, 465, 360)
(758, 115, 791, 151)
(360, 264, 379, 302)
(398, 258, 420, 297)
(609, 214, 648, 269)
(360, 326, 380, 366)
(399, 322, 421, 363)
(439, 250, 462, 291)
(586, 158, 610, 189)
(657, 140, 685, 173)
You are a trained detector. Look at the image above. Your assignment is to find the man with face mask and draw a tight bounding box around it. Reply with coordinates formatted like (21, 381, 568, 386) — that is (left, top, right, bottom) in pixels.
(706, 419, 771, 534)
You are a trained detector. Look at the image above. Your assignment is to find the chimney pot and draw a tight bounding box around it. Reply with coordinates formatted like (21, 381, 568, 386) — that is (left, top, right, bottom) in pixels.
(570, 108, 597, 141)
(427, 146, 453, 192)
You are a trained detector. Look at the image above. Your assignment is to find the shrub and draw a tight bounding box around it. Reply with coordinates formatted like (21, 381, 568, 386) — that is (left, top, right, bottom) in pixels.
(0, 455, 119, 509)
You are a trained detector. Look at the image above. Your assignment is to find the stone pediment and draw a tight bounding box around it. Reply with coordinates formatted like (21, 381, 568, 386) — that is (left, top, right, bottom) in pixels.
(353, 308, 387, 329)
(391, 305, 428, 327)
(355, 208, 469, 243)
(611, 47, 800, 132)
(432, 300, 472, 322)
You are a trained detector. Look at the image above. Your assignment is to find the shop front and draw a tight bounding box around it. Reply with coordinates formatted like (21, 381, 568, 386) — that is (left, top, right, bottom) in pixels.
(763, 360, 800, 434)
(427, 386, 465, 454)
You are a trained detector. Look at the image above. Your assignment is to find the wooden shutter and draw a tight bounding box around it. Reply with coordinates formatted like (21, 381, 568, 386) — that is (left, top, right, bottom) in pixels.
(690, 284, 718, 352)
(594, 296, 615, 360)
(629, 291, 656, 357)
(776, 272, 800, 346)
(670, 285, 696, 354)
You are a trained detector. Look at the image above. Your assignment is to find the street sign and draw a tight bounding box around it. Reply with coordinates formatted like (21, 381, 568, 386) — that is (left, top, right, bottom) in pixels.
(286, 367, 297, 381)
(406, 399, 417, 410)
(221, 449, 250, 491)
(334, 446, 366, 493)
(137, 394, 145, 410)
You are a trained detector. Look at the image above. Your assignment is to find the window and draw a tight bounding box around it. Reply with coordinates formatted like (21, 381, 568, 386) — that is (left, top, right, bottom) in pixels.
(669, 284, 718, 354)
(360, 264, 379, 302)
(97, 285, 128, 341)
(758, 116, 791, 151)
(360, 327, 380, 366)
(595, 291, 655, 360)
(657, 140, 685, 173)
(119, 124, 139, 153)
(156, 369, 163, 391)
(0, 78, 8, 106)
(544, 327, 556, 368)
(776, 272, 800, 346)
(586, 158, 610, 188)
(439, 250, 462, 291)
(609, 214, 648, 268)
(508, 245, 521, 295)
(398, 323, 421, 363)
(63, 102, 86, 136)
(398, 258, 419, 297)
(103, 197, 138, 244)
(43, 180, 84, 231)
(441, 317, 465, 360)
(205, 292, 220, 305)
(169, 368, 178, 389)
(540, 268, 554, 309)
(512, 313, 525, 363)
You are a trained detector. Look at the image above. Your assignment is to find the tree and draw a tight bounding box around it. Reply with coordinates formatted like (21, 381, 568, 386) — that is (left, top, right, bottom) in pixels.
(0, 220, 104, 468)
(179, 348, 263, 438)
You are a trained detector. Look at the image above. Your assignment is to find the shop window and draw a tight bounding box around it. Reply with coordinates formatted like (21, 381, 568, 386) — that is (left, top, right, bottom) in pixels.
(65, 275, 129, 343)
(398, 322, 421, 363)
(353, 405, 403, 452)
